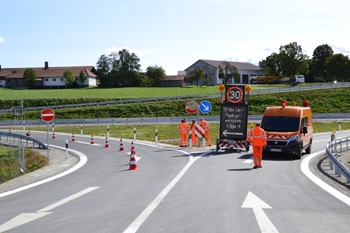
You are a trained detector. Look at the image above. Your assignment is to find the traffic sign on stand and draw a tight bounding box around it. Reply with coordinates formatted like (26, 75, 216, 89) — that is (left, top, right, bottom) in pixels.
(41, 108, 55, 122)
(199, 101, 212, 114)
(225, 85, 245, 104)
(185, 101, 198, 114)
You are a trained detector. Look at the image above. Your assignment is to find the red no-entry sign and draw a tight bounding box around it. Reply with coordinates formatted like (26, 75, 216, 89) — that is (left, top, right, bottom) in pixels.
(41, 108, 55, 122)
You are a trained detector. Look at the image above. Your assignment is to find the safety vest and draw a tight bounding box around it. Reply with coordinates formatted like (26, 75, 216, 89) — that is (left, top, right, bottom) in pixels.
(179, 123, 187, 133)
(247, 126, 267, 147)
(199, 120, 209, 131)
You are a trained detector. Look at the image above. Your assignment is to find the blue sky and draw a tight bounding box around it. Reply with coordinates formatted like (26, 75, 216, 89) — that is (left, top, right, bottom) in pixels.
(1, 0, 349, 75)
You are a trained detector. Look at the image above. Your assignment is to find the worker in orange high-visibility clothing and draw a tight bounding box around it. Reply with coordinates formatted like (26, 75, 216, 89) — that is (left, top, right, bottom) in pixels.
(183, 118, 190, 143)
(179, 120, 189, 147)
(247, 122, 267, 169)
(199, 118, 211, 146)
(191, 119, 198, 147)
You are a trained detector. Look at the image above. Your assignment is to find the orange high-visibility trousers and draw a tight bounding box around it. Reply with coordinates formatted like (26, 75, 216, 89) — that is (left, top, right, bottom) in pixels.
(192, 133, 198, 147)
(204, 131, 211, 145)
(180, 132, 188, 146)
(252, 146, 263, 166)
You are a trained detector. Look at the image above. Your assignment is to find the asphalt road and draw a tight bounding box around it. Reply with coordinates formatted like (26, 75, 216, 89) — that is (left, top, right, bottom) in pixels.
(0, 130, 350, 233)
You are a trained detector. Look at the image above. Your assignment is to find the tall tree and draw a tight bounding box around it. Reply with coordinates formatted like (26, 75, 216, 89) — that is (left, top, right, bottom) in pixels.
(23, 68, 38, 88)
(259, 53, 281, 76)
(96, 54, 111, 87)
(218, 61, 240, 85)
(145, 65, 166, 86)
(117, 49, 141, 87)
(63, 69, 76, 87)
(279, 42, 308, 77)
(312, 44, 334, 81)
(325, 54, 350, 82)
(79, 70, 86, 86)
(188, 68, 205, 86)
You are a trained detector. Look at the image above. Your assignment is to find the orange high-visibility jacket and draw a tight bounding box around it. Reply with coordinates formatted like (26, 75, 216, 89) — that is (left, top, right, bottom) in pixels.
(179, 122, 188, 133)
(199, 120, 209, 131)
(247, 126, 267, 147)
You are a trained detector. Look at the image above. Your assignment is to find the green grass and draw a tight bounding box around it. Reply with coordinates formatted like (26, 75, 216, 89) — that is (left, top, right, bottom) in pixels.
(0, 146, 48, 183)
(1, 87, 349, 120)
(0, 83, 321, 101)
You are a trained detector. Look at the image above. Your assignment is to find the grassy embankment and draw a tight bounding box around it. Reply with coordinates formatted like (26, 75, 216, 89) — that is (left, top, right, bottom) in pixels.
(0, 86, 349, 120)
(0, 146, 47, 184)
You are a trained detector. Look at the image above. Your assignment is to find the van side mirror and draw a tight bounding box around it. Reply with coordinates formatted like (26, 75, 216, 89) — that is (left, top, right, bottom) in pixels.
(301, 126, 308, 134)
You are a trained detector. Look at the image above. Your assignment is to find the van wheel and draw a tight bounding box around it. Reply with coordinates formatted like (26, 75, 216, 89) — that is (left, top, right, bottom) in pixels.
(305, 142, 312, 154)
(292, 144, 303, 159)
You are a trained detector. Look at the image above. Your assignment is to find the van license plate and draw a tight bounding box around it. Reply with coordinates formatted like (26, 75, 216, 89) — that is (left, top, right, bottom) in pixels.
(271, 148, 282, 152)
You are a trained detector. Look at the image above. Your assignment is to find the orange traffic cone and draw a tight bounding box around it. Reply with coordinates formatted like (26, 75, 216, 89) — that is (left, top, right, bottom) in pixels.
(119, 138, 125, 151)
(129, 150, 138, 170)
(90, 135, 95, 144)
(9, 128, 11, 134)
(105, 137, 110, 148)
(72, 132, 76, 142)
(52, 130, 56, 139)
(131, 140, 135, 154)
(27, 129, 31, 137)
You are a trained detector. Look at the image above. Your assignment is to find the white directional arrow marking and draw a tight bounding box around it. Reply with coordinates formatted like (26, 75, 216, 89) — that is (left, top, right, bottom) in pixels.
(201, 103, 209, 111)
(0, 187, 99, 232)
(241, 191, 279, 233)
(223, 129, 227, 137)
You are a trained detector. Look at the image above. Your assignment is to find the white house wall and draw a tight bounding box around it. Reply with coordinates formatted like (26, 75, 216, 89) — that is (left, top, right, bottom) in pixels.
(186, 60, 264, 85)
(43, 77, 66, 86)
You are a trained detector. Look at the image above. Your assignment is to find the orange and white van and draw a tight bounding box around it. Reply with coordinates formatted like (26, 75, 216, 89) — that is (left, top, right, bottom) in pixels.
(261, 100, 313, 159)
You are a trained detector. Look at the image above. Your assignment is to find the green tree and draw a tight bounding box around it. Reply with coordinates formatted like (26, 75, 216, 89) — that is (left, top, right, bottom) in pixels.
(63, 70, 76, 87)
(259, 53, 281, 76)
(145, 65, 166, 87)
(188, 68, 205, 86)
(79, 70, 86, 86)
(117, 49, 141, 87)
(218, 61, 240, 85)
(325, 54, 350, 82)
(23, 68, 38, 88)
(140, 76, 154, 87)
(279, 42, 308, 77)
(96, 54, 111, 87)
(312, 44, 334, 81)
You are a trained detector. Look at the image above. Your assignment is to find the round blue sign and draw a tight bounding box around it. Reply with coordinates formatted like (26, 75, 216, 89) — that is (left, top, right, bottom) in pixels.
(199, 101, 212, 114)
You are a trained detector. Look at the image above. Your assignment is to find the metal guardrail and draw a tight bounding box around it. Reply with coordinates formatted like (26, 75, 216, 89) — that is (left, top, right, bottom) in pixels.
(0, 131, 47, 149)
(326, 136, 350, 183)
(1, 82, 349, 113)
(0, 113, 349, 127)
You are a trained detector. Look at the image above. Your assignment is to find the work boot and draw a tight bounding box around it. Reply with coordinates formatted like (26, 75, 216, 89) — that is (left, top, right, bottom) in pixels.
(258, 165, 262, 168)
(253, 165, 259, 169)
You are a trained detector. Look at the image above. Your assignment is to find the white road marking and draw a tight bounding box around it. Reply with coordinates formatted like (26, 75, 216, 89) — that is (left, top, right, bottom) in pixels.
(75, 140, 101, 146)
(242, 191, 279, 233)
(123, 150, 212, 233)
(0, 146, 88, 199)
(244, 156, 253, 163)
(301, 151, 350, 207)
(0, 187, 99, 232)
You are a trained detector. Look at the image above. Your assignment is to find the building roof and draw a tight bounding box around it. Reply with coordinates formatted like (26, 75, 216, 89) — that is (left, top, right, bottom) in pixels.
(185, 59, 263, 71)
(0, 66, 97, 79)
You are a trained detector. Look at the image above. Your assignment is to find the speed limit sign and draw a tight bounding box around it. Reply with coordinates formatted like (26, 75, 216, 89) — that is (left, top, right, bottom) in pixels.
(225, 85, 245, 104)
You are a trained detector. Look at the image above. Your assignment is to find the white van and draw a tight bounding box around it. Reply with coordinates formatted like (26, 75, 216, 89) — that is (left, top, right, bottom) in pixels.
(294, 75, 305, 83)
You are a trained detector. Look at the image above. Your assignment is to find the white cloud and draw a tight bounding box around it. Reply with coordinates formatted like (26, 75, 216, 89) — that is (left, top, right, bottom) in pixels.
(0, 36, 5, 43)
(107, 45, 148, 57)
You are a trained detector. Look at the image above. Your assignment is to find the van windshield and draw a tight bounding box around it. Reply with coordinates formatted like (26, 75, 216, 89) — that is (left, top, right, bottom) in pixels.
(261, 116, 300, 132)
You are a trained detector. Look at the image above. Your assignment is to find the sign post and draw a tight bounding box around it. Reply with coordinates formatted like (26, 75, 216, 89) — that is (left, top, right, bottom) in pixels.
(41, 108, 55, 161)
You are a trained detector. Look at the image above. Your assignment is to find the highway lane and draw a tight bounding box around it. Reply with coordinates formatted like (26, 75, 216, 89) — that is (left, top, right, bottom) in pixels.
(0, 131, 195, 233)
(1, 130, 350, 232)
(137, 131, 350, 233)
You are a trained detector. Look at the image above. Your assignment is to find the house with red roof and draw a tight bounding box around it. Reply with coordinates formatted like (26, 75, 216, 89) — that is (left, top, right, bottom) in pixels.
(185, 59, 264, 85)
(0, 62, 97, 89)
